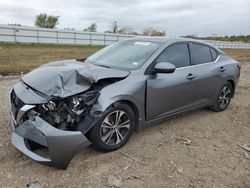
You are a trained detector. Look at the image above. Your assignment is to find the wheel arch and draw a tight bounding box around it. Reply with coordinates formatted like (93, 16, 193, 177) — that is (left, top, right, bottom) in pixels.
(227, 79, 235, 97)
(114, 100, 140, 132)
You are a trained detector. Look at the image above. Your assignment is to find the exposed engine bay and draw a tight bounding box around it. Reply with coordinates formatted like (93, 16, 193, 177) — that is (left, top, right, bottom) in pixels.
(33, 78, 121, 131)
(36, 91, 99, 130)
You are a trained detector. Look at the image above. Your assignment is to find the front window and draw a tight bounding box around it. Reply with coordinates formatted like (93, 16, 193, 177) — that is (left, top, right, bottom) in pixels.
(156, 43, 190, 68)
(86, 40, 161, 70)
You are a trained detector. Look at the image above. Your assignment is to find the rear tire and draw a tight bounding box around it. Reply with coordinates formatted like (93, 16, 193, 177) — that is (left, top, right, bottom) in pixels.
(210, 82, 233, 112)
(87, 102, 135, 152)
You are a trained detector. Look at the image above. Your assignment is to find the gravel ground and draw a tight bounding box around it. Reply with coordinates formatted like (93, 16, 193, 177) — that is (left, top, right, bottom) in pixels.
(0, 63, 249, 188)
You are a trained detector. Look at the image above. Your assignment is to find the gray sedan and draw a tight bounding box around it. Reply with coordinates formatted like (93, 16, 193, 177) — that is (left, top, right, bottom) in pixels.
(9, 37, 241, 169)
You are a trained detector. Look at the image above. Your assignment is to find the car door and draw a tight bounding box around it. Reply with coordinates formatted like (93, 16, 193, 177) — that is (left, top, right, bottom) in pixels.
(146, 43, 198, 121)
(189, 42, 224, 107)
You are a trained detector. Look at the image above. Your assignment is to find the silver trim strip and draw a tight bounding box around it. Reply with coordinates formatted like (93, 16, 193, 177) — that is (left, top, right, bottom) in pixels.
(9, 89, 13, 107)
(10, 112, 16, 130)
(175, 55, 220, 71)
(9, 89, 35, 126)
(16, 105, 35, 124)
(9, 89, 15, 130)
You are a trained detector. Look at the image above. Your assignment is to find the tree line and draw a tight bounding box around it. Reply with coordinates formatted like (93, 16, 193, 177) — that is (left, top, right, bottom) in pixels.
(34, 13, 165, 36)
(17, 13, 249, 41)
(184, 35, 250, 43)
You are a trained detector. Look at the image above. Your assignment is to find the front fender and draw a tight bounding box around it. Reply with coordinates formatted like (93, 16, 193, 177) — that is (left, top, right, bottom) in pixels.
(92, 76, 147, 131)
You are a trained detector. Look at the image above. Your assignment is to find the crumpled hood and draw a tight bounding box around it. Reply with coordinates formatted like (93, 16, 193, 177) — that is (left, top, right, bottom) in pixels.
(21, 60, 129, 98)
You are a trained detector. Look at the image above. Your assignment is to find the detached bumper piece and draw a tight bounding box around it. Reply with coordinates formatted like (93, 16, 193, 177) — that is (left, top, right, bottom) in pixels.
(11, 109, 90, 169)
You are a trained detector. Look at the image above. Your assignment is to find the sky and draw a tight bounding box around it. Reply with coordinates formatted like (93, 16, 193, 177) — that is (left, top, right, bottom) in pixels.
(0, 0, 249, 36)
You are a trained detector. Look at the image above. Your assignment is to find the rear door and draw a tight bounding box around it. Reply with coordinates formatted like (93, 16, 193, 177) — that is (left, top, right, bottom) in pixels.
(146, 43, 197, 121)
(189, 42, 224, 106)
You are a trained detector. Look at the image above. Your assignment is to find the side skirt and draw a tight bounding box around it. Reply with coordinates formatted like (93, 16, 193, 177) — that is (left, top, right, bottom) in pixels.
(143, 102, 213, 128)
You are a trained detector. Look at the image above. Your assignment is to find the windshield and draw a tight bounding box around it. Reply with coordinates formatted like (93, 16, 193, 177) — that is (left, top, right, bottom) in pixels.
(86, 40, 161, 70)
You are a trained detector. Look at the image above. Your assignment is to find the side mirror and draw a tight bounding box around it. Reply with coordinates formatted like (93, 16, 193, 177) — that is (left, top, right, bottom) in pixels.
(153, 62, 176, 74)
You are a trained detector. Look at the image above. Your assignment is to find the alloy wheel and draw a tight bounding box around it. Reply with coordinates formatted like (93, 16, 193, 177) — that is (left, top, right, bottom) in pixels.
(219, 86, 231, 109)
(100, 110, 130, 146)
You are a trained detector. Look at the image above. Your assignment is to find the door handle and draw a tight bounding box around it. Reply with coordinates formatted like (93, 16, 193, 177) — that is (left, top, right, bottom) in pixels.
(220, 66, 226, 72)
(186, 73, 196, 80)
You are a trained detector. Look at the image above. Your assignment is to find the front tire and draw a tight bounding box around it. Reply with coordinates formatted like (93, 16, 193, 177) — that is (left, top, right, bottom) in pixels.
(87, 102, 135, 152)
(210, 82, 233, 112)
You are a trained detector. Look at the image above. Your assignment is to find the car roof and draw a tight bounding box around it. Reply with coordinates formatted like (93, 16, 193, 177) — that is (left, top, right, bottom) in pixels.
(127, 37, 222, 52)
(129, 36, 206, 44)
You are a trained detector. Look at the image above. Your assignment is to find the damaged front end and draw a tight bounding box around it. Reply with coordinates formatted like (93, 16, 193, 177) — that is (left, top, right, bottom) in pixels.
(36, 89, 101, 131)
(9, 84, 101, 169)
(9, 60, 129, 169)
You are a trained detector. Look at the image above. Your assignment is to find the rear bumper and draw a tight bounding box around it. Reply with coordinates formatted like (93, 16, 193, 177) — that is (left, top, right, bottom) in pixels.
(10, 109, 91, 169)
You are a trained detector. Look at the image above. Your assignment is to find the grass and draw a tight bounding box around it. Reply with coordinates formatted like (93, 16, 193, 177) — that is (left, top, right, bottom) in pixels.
(223, 49, 250, 62)
(0, 43, 249, 75)
(0, 43, 103, 75)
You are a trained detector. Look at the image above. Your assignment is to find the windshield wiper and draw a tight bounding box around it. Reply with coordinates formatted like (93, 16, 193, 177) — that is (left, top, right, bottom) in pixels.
(76, 57, 87, 62)
(94, 64, 111, 68)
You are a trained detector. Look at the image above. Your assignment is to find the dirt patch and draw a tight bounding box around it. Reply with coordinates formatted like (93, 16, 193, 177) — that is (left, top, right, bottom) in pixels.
(0, 63, 249, 188)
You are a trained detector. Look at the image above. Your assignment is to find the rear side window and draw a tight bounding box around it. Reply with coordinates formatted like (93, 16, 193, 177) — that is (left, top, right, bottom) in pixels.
(210, 48, 218, 61)
(192, 43, 212, 65)
(156, 43, 190, 68)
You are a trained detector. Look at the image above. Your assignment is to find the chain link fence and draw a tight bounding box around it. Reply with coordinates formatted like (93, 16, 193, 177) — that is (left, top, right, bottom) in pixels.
(1, 24, 250, 49)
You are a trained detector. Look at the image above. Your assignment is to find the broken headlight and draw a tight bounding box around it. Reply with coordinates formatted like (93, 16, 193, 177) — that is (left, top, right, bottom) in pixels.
(37, 90, 100, 130)
(70, 90, 100, 115)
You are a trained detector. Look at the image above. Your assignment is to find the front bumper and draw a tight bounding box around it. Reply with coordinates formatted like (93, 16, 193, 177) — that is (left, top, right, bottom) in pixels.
(10, 105, 91, 169)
